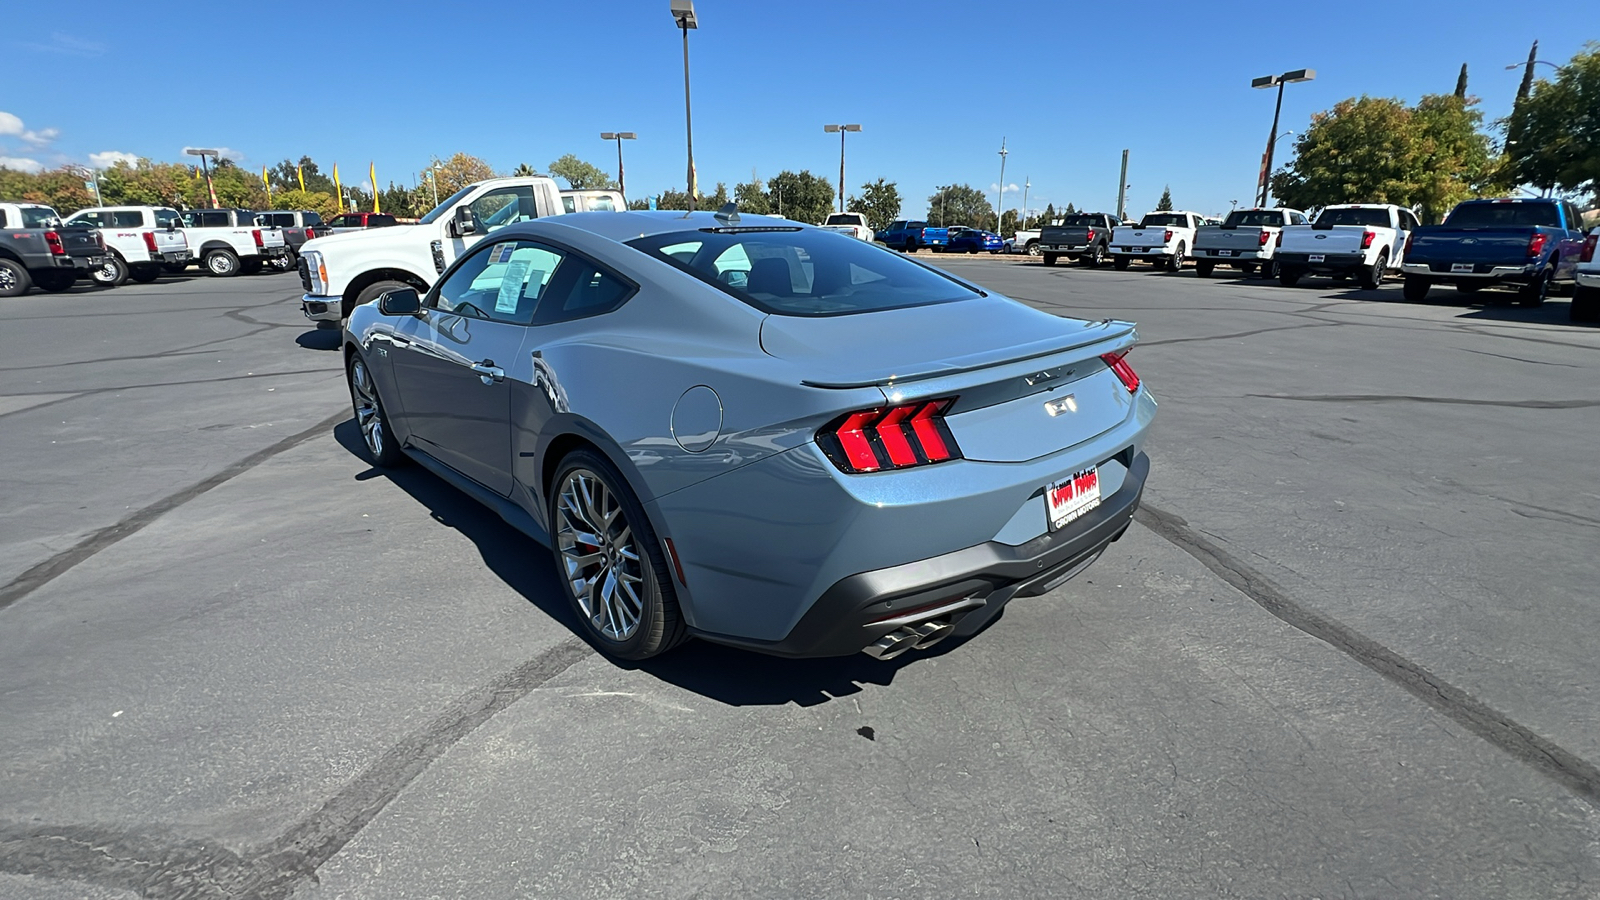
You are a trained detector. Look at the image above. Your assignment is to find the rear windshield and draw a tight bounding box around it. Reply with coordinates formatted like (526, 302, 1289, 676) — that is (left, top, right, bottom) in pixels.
(1224, 210, 1284, 227)
(1059, 215, 1103, 227)
(18, 206, 61, 228)
(153, 208, 182, 228)
(824, 214, 863, 226)
(1315, 208, 1391, 228)
(1138, 214, 1186, 227)
(1444, 202, 1561, 228)
(628, 228, 981, 317)
(303, 212, 323, 226)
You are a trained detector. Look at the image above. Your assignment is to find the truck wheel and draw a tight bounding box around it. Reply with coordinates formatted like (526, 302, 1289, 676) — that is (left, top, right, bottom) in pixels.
(240, 258, 264, 275)
(34, 271, 76, 293)
(205, 249, 241, 277)
(1571, 285, 1600, 323)
(128, 265, 161, 283)
(1113, 256, 1130, 271)
(1086, 243, 1107, 267)
(1516, 269, 1551, 307)
(1402, 276, 1431, 302)
(1259, 259, 1279, 280)
(1167, 242, 1185, 272)
(1026, 241, 1041, 257)
(0, 258, 32, 297)
(904, 237, 918, 253)
(162, 262, 188, 274)
(1042, 253, 1059, 267)
(1195, 260, 1215, 278)
(273, 251, 296, 272)
(1278, 266, 1302, 287)
(90, 254, 129, 288)
(1358, 251, 1387, 290)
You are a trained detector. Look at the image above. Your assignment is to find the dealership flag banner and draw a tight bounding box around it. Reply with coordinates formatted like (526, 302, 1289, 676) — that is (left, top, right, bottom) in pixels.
(334, 164, 343, 213)
(262, 165, 271, 201)
(371, 162, 380, 213)
(296, 164, 305, 193)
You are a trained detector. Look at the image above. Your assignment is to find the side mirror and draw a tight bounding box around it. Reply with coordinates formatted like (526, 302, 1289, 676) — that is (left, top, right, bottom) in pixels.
(377, 288, 422, 317)
(453, 207, 478, 237)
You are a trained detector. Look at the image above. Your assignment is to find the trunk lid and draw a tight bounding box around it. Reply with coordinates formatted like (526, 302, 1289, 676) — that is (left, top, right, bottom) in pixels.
(151, 229, 187, 253)
(1279, 225, 1365, 255)
(1041, 225, 1092, 245)
(761, 298, 1138, 463)
(1113, 225, 1169, 248)
(1407, 226, 1540, 265)
(56, 228, 102, 259)
(1194, 225, 1269, 251)
(257, 227, 286, 248)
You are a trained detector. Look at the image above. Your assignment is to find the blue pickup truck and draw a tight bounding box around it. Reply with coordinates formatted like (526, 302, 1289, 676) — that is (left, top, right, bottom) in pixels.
(1400, 198, 1586, 305)
(876, 220, 950, 253)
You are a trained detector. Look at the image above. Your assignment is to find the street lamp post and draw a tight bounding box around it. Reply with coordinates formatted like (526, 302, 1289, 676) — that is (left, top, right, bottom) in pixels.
(1019, 176, 1030, 233)
(1251, 68, 1315, 207)
(185, 148, 221, 208)
(600, 132, 637, 204)
(670, 0, 697, 211)
(995, 137, 1008, 233)
(823, 124, 861, 213)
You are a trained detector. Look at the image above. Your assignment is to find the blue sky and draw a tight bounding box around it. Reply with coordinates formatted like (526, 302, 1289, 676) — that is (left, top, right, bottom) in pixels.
(1, 1, 1592, 219)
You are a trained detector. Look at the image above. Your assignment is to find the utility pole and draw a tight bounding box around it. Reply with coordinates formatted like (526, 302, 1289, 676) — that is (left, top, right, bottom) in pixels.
(1251, 69, 1315, 206)
(995, 137, 1008, 233)
(1116, 149, 1129, 221)
(1020, 177, 1030, 233)
(671, 0, 698, 211)
(823, 124, 862, 213)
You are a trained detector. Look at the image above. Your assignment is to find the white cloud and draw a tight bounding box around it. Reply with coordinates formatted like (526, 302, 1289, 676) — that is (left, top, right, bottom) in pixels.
(0, 156, 44, 173)
(0, 112, 22, 136)
(989, 182, 1022, 194)
(89, 151, 139, 169)
(0, 112, 59, 147)
(21, 127, 59, 146)
(21, 33, 105, 58)
(182, 146, 244, 163)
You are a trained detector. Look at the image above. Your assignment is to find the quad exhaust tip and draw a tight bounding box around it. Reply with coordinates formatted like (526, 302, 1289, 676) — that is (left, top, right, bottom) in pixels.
(862, 618, 956, 660)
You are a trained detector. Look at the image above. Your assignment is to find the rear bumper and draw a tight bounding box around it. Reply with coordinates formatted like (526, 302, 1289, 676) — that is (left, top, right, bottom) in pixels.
(691, 451, 1149, 658)
(1400, 262, 1537, 284)
(1196, 248, 1269, 262)
(1043, 244, 1088, 255)
(258, 246, 289, 259)
(1279, 251, 1365, 271)
(150, 250, 190, 263)
(301, 293, 340, 322)
(1575, 271, 1600, 289)
(1111, 246, 1173, 257)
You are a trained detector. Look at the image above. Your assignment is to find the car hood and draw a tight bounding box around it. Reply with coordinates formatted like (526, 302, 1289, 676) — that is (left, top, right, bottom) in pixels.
(759, 295, 1133, 388)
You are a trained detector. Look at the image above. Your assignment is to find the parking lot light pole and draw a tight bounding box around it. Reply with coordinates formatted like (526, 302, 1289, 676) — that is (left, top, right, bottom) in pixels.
(823, 124, 861, 213)
(185, 148, 221, 208)
(1020, 177, 1030, 232)
(996, 137, 1008, 233)
(1252, 69, 1315, 207)
(601, 132, 637, 204)
(670, 0, 697, 211)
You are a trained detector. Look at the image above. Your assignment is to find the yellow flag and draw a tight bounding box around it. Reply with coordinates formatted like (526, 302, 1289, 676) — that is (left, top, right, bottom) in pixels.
(333, 164, 343, 213)
(296, 164, 305, 193)
(261, 165, 271, 201)
(370, 162, 380, 214)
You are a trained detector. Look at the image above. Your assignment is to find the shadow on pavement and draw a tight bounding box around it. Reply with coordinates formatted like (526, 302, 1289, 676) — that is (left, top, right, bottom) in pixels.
(332, 419, 947, 707)
(1321, 287, 1590, 326)
(296, 328, 342, 351)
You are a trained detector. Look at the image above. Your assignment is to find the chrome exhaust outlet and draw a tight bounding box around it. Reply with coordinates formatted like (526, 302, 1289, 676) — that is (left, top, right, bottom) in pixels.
(862, 626, 920, 660)
(910, 619, 955, 649)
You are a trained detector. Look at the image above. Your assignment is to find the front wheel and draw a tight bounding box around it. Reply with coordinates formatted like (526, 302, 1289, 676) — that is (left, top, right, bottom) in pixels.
(348, 354, 407, 468)
(90, 254, 129, 287)
(550, 450, 687, 660)
(1402, 276, 1431, 302)
(1358, 251, 1387, 291)
(205, 249, 241, 277)
(0, 258, 33, 297)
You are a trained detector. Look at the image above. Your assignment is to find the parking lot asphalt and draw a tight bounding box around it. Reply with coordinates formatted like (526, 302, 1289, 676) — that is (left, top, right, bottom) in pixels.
(1, 263, 1596, 899)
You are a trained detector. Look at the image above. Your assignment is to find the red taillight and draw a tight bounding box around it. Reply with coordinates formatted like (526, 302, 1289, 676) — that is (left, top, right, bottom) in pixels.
(1259, 230, 1271, 246)
(1404, 232, 1414, 255)
(143, 231, 159, 253)
(1361, 229, 1375, 250)
(1101, 350, 1140, 393)
(818, 398, 961, 474)
(252, 229, 264, 248)
(43, 231, 65, 255)
(1164, 229, 1173, 243)
(1275, 231, 1284, 248)
(1583, 233, 1597, 263)
(1085, 228, 1095, 241)
(1526, 233, 1548, 258)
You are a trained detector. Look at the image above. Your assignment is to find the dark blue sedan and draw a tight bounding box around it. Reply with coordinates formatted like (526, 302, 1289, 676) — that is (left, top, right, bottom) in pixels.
(947, 228, 1005, 254)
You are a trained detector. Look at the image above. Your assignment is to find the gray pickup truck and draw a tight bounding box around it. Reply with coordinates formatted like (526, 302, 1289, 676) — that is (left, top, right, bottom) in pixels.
(0, 202, 106, 297)
(1039, 213, 1122, 267)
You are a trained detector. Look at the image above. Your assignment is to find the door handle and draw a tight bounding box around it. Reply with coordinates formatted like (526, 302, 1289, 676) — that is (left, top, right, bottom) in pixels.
(470, 361, 505, 384)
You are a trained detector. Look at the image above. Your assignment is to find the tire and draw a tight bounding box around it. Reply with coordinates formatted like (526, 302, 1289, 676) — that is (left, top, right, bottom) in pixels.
(347, 353, 407, 468)
(1278, 266, 1302, 287)
(90, 253, 129, 288)
(1087, 243, 1107, 268)
(1025, 241, 1041, 257)
(1517, 269, 1551, 307)
(0, 258, 32, 297)
(1042, 253, 1059, 267)
(162, 262, 188, 274)
(1358, 251, 1387, 290)
(271, 252, 295, 272)
(349, 279, 409, 322)
(205, 248, 241, 277)
(1402, 276, 1431, 302)
(240, 258, 264, 275)
(1259, 258, 1279, 280)
(34, 270, 76, 293)
(1571, 285, 1600, 323)
(904, 237, 918, 253)
(1113, 255, 1130, 271)
(549, 449, 688, 660)
(128, 265, 161, 284)
(1167, 242, 1185, 272)
(1195, 260, 1215, 278)
(988, 249, 1001, 255)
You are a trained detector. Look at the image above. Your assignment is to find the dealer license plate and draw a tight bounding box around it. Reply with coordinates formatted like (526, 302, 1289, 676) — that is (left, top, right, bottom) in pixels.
(1048, 467, 1102, 531)
(1218, 249, 1234, 257)
(1309, 253, 1325, 263)
(1451, 263, 1474, 273)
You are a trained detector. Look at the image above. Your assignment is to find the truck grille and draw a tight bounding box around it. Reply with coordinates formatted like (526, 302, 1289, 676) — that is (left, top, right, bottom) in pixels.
(297, 256, 313, 292)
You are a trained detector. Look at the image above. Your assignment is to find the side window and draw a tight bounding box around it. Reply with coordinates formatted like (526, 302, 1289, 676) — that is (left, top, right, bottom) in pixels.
(74, 211, 108, 227)
(199, 211, 230, 227)
(471, 187, 538, 231)
(0, 209, 8, 228)
(372, 215, 396, 227)
(562, 196, 576, 213)
(303, 212, 322, 226)
(431, 240, 565, 326)
(537, 258, 636, 324)
(589, 196, 615, 212)
(111, 211, 143, 227)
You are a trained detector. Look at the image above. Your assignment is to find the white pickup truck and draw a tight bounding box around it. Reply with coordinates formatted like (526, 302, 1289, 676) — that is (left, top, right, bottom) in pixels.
(560, 189, 626, 213)
(1192, 207, 1308, 279)
(1276, 204, 1419, 289)
(1110, 211, 1208, 271)
(300, 175, 566, 324)
(178, 208, 290, 277)
(63, 206, 191, 285)
(819, 211, 874, 241)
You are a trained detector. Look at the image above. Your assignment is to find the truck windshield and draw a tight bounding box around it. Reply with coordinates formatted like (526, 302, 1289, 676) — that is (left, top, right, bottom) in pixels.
(1314, 208, 1391, 228)
(418, 186, 478, 224)
(628, 228, 981, 317)
(19, 206, 61, 228)
(1223, 211, 1284, 227)
(153, 208, 183, 228)
(1138, 214, 1186, 227)
(1444, 203, 1561, 228)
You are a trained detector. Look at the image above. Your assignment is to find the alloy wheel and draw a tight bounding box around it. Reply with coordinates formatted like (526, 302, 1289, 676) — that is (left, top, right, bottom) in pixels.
(0, 268, 14, 292)
(349, 359, 385, 458)
(556, 469, 646, 642)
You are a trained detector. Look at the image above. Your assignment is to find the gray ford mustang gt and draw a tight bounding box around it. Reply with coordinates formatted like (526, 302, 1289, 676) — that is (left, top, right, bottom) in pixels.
(344, 209, 1155, 661)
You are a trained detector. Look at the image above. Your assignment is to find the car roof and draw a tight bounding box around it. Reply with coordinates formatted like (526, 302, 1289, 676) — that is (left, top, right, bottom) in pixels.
(528, 209, 811, 243)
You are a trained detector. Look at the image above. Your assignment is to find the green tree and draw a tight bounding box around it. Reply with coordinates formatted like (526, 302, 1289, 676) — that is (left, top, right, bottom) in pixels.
(269, 157, 334, 195)
(1156, 185, 1174, 211)
(734, 174, 771, 215)
(847, 177, 900, 232)
(704, 181, 730, 209)
(548, 154, 617, 190)
(1040, 202, 1056, 226)
(99, 159, 190, 207)
(926, 184, 992, 227)
(655, 189, 693, 210)
(1502, 43, 1600, 198)
(432, 152, 497, 195)
(1455, 63, 1469, 99)
(270, 189, 340, 220)
(1410, 93, 1494, 221)
(1064, 202, 1076, 215)
(512, 163, 538, 177)
(766, 170, 834, 224)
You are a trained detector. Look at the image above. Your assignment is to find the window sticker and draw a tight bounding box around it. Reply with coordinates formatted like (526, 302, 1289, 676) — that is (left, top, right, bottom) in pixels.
(488, 242, 517, 264)
(495, 260, 530, 314)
